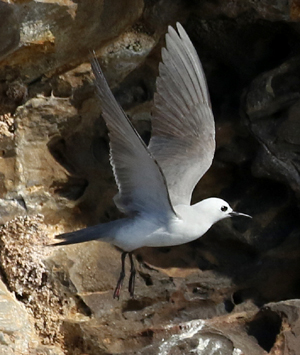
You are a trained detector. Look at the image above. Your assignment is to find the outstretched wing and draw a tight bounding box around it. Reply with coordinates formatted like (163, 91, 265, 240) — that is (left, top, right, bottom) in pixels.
(91, 55, 176, 218)
(148, 23, 215, 206)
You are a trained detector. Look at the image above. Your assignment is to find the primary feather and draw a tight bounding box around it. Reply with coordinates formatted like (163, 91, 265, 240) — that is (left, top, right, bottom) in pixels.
(148, 23, 215, 206)
(91, 55, 176, 219)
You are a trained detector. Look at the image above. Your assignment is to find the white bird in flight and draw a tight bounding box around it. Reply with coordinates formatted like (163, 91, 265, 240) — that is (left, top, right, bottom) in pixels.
(55, 23, 251, 299)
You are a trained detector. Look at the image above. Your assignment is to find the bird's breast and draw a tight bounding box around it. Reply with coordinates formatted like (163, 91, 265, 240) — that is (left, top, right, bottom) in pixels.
(111, 208, 211, 251)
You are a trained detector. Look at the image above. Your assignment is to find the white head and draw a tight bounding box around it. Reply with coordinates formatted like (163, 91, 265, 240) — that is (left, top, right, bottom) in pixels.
(195, 197, 251, 225)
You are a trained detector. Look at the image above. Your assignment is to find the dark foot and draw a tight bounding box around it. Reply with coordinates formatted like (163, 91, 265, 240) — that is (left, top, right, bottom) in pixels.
(128, 252, 136, 298)
(113, 252, 127, 299)
(113, 271, 125, 299)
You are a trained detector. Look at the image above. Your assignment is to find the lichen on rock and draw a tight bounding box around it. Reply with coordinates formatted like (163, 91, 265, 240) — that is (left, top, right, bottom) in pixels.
(0, 215, 67, 346)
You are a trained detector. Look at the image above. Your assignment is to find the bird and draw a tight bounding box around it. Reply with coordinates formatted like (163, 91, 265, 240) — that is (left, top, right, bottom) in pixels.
(54, 23, 251, 299)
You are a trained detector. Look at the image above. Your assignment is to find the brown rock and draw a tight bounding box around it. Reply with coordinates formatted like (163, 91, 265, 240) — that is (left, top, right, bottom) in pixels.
(0, 0, 144, 83)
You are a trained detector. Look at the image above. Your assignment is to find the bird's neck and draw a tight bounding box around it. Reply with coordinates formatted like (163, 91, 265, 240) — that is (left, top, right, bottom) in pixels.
(191, 200, 220, 225)
(174, 203, 214, 238)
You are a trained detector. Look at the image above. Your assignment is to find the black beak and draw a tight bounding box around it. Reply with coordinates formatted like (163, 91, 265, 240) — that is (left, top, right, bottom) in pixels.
(229, 211, 252, 218)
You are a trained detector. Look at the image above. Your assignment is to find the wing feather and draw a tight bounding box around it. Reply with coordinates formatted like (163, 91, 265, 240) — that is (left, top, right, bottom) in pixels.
(148, 23, 215, 206)
(91, 55, 176, 218)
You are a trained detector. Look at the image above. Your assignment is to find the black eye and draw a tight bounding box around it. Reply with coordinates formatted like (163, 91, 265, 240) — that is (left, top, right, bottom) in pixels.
(221, 206, 228, 212)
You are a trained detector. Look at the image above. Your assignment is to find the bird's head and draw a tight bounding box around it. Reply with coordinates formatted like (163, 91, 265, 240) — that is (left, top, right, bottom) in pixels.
(196, 197, 252, 224)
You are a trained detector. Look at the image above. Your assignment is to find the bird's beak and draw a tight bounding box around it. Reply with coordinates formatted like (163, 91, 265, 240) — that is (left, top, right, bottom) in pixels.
(229, 211, 252, 218)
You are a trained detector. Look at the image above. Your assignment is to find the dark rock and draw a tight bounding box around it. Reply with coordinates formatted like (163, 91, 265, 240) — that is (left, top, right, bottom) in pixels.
(244, 57, 300, 197)
(0, 2, 20, 60)
(248, 300, 300, 353)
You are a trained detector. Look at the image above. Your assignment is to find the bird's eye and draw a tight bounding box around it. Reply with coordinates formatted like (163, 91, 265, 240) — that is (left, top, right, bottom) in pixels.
(221, 206, 228, 212)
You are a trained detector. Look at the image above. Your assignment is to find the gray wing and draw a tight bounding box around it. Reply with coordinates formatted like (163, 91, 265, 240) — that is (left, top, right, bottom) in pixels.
(91, 55, 176, 218)
(148, 23, 215, 206)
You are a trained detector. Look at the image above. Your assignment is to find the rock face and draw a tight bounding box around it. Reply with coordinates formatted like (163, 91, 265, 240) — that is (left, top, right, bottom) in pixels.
(1, 0, 300, 354)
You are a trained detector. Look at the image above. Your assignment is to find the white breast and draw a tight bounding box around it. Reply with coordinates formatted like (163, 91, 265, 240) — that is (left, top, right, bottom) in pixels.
(111, 205, 213, 251)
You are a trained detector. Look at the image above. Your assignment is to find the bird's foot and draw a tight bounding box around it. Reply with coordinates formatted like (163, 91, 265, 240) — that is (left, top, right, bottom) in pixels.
(128, 270, 136, 298)
(113, 252, 127, 299)
(128, 252, 136, 298)
(113, 271, 125, 299)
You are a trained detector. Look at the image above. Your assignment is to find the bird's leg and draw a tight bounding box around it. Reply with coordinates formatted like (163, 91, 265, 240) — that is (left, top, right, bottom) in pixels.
(113, 252, 127, 299)
(128, 252, 136, 298)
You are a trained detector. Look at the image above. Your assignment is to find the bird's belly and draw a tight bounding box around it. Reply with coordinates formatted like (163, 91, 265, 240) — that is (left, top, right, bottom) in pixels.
(142, 230, 194, 247)
(111, 215, 210, 251)
(145, 223, 207, 247)
(147, 219, 210, 247)
(112, 217, 165, 251)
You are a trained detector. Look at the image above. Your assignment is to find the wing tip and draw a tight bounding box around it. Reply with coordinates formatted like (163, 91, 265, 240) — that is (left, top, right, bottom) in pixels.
(90, 50, 104, 80)
(176, 22, 184, 33)
(167, 22, 186, 40)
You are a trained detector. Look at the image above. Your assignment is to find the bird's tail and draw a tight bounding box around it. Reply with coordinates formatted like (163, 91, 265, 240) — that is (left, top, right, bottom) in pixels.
(53, 220, 124, 246)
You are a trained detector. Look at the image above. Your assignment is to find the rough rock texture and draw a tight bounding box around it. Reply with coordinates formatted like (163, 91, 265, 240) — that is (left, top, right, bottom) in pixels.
(0, 279, 37, 355)
(0, 215, 66, 354)
(0, 0, 144, 82)
(1, 0, 300, 354)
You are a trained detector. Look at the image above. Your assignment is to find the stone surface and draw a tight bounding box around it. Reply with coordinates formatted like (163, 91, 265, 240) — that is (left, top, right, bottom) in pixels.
(266, 300, 300, 354)
(243, 56, 300, 198)
(193, 0, 297, 21)
(0, 2, 20, 60)
(0, 0, 300, 354)
(0, 280, 36, 355)
(0, 0, 144, 83)
(0, 215, 68, 349)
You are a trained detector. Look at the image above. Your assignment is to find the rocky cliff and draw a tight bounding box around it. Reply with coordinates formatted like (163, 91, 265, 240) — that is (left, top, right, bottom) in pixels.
(0, 0, 300, 354)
